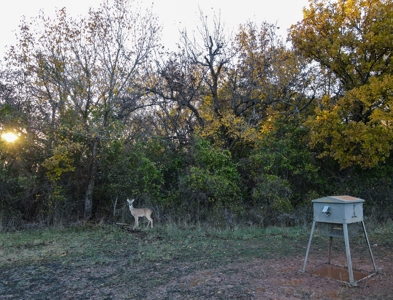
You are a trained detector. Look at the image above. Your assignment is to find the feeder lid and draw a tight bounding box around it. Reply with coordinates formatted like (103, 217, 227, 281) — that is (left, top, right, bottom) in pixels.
(312, 195, 364, 203)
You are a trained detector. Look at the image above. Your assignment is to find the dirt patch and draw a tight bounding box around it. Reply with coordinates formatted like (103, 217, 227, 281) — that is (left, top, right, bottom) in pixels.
(144, 255, 389, 300)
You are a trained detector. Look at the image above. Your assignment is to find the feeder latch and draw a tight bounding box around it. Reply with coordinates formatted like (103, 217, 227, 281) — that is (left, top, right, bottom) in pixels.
(322, 205, 330, 216)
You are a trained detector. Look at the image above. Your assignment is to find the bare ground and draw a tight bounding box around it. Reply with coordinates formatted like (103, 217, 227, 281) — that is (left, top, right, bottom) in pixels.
(0, 228, 392, 299)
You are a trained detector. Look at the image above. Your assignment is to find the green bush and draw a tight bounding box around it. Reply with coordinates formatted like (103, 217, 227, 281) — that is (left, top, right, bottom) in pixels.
(176, 138, 242, 222)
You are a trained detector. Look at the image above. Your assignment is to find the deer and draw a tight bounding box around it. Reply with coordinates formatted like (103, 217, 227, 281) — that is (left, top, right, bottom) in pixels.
(126, 198, 153, 229)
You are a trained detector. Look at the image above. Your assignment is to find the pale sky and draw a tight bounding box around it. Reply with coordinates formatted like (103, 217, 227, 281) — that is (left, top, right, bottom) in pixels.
(0, 0, 309, 57)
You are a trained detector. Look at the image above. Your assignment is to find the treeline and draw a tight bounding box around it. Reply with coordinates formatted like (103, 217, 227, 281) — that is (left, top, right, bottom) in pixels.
(1, 0, 392, 229)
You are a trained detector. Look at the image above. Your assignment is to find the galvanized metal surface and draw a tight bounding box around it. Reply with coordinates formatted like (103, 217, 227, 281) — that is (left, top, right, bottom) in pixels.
(312, 195, 364, 203)
(302, 195, 377, 286)
(312, 195, 364, 224)
(313, 202, 364, 224)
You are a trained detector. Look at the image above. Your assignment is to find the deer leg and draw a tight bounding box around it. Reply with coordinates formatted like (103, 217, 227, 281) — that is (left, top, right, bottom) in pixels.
(133, 216, 139, 229)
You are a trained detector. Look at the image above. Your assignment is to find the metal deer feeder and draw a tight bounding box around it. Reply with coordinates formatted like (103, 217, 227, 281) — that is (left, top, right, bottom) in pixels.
(302, 195, 377, 285)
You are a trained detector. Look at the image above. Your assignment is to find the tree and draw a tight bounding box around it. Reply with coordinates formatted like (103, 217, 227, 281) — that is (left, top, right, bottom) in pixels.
(8, 0, 161, 219)
(178, 10, 238, 149)
(0, 66, 44, 226)
(230, 22, 316, 135)
(290, 0, 393, 168)
(148, 52, 206, 150)
(196, 21, 316, 153)
(148, 10, 236, 150)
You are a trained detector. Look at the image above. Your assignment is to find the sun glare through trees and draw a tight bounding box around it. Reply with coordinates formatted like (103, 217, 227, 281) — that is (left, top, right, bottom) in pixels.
(1, 132, 18, 143)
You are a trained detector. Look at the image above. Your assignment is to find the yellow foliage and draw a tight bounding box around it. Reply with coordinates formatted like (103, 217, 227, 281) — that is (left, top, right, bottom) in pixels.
(308, 74, 393, 168)
(197, 93, 261, 147)
(197, 22, 311, 148)
(292, 0, 393, 168)
(291, 0, 393, 90)
(42, 144, 78, 182)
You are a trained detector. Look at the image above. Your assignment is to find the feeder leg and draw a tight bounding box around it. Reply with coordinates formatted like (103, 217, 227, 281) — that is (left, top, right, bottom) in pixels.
(361, 221, 377, 273)
(343, 223, 356, 285)
(302, 220, 316, 272)
(328, 236, 333, 264)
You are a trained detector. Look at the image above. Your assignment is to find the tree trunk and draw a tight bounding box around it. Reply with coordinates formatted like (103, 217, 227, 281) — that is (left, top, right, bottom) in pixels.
(84, 137, 99, 220)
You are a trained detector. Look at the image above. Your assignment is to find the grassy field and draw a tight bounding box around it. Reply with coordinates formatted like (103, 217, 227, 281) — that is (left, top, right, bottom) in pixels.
(1, 222, 392, 299)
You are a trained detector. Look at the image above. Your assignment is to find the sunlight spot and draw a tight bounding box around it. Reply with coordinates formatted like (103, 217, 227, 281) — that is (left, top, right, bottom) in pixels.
(1, 132, 18, 143)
